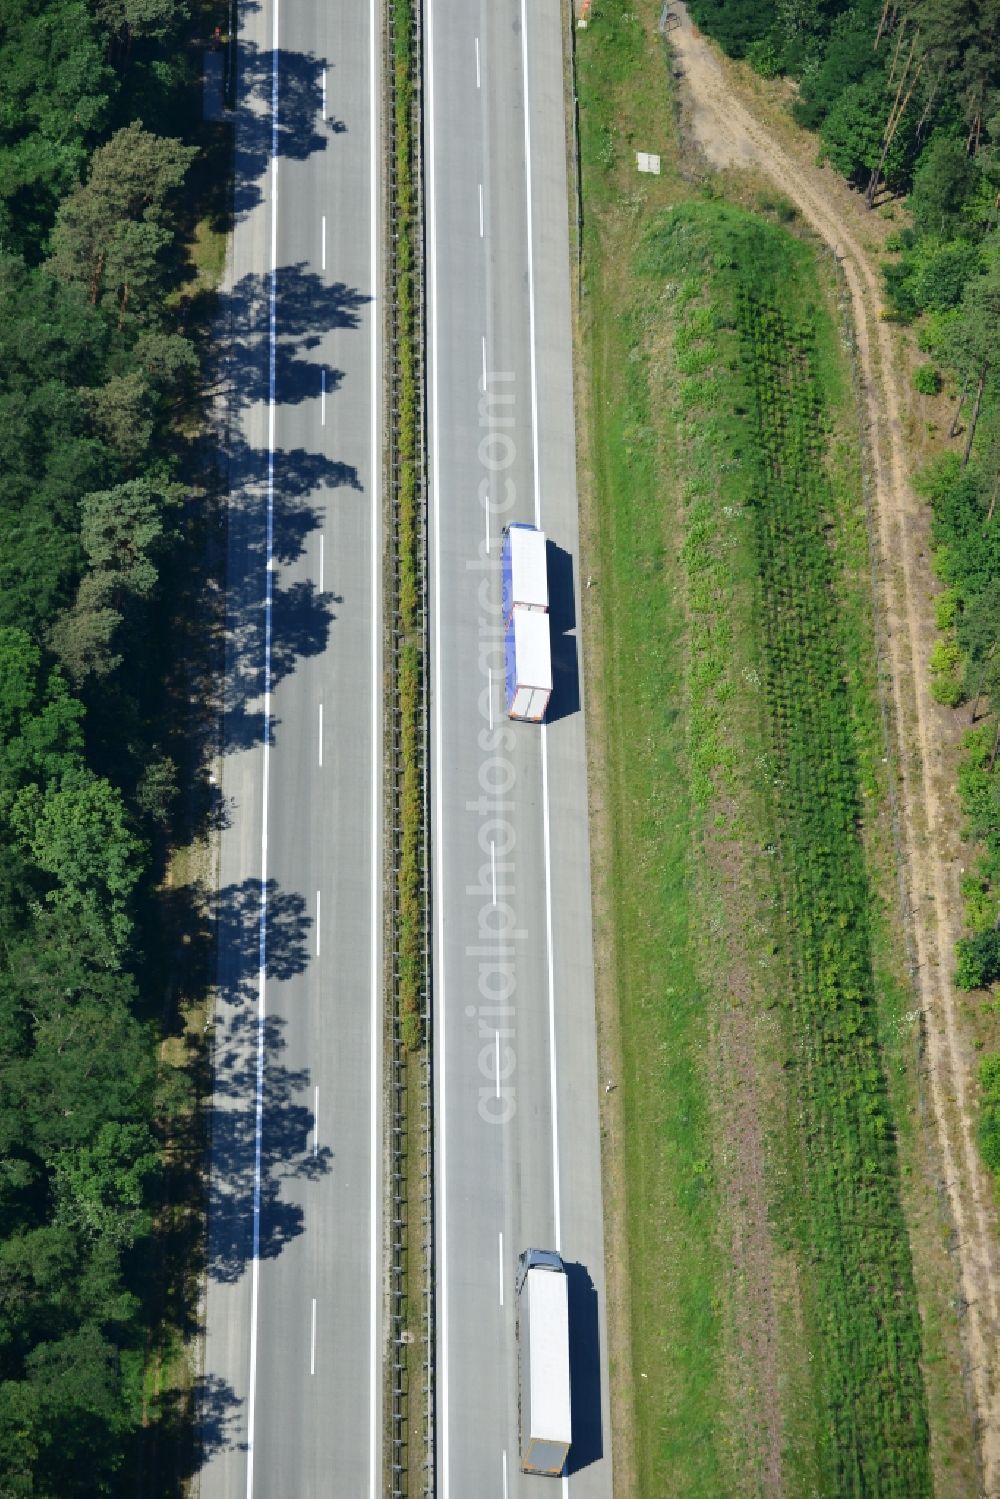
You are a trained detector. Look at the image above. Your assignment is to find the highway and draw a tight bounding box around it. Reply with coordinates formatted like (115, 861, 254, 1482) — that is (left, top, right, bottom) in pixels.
(199, 0, 383, 1494)
(426, 2, 613, 1495)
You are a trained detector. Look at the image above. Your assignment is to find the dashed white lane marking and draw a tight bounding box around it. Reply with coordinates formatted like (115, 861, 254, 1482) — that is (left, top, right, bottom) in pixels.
(490, 841, 497, 905)
(319, 533, 325, 593)
(519, 0, 563, 1264)
(479, 182, 484, 238)
(310, 1297, 317, 1375)
(321, 366, 326, 425)
(318, 702, 323, 767)
(313, 1085, 319, 1157)
(321, 69, 326, 117)
(488, 667, 494, 731)
(495, 1031, 501, 1098)
(321, 213, 326, 271)
(315, 889, 321, 956)
(498, 1231, 504, 1307)
(475, 35, 480, 89)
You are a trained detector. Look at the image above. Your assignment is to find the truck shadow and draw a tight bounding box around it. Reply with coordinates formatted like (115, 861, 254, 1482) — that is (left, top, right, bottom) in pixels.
(546, 540, 581, 723)
(565, 1259, 604, 1472)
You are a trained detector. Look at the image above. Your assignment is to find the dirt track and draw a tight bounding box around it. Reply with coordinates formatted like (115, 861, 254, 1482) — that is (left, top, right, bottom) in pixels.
(666, 5, 1000, 1491)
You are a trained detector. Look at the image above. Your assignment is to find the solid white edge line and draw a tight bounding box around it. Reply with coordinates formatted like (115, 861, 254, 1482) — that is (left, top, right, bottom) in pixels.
(520, 0, 541, 526)
(426, 0, 448, 1492)
(310, 1297, 317, 1375)
(498, 1231, 504, 1307)
(368, 0, 380, 1489)
(520, 0, 562, 1255)
(246, 1, 280, 1493)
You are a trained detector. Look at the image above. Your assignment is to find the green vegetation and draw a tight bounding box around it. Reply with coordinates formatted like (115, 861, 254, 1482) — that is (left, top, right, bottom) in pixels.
(979, 1053, 1000, 1173)
(686, 0, 999, 216)
(0, 0, 230, 1488)
(391, 0, 424, 1054)
(736, 251, 929, 1492)
(914, 363, 943, 395)
(388, 7, 428, 1490)
(577, 14, 727, 1493)
(398, 643, 423, 1052)
(686, 0, 1000, 1202)
(577, 3, 941, 1491)
(650, 201, 929, 1494)
(917, 452, 1000, 1009)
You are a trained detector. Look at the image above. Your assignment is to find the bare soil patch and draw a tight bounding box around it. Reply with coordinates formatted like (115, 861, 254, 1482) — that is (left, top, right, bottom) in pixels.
(702, 826, 786, 1498)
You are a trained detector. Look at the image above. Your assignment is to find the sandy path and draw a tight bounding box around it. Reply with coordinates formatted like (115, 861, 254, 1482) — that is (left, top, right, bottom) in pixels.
(665, 6, 1000, 1491)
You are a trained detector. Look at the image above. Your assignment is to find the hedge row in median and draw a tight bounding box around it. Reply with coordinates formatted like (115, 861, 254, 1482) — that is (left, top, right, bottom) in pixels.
(392, 0, 424, 1052)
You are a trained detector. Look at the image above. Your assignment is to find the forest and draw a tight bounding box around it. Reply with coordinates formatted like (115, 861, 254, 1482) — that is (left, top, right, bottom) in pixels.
(684, 0, 1000, 1179)
(0, 0, 221, 1490)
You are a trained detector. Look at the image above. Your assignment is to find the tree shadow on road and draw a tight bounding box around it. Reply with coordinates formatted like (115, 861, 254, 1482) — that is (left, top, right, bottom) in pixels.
(233, 41, 331, 219)
(215, 876, 313, 1004)
(206, 877, 332, 1284)
(220, 265, 370, 415)
(206, 1009, 332, 1285)
(219, 433, 359, 756)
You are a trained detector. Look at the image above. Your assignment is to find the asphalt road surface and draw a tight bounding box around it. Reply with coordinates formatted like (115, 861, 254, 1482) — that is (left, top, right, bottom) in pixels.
(199, 0, 383, 1494)
(426, 3, 613, 1495)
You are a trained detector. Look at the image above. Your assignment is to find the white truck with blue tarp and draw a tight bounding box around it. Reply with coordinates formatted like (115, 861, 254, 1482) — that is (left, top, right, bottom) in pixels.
(516, 1248, 572, 1476)
(502, 524, 552, 722)
(502, 521, 549, 620)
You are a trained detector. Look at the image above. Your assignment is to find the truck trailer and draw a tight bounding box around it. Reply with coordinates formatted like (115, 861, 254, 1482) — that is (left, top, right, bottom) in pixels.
(502, 522, 549, 622)
(516, 1248, 572, 1476)
(504, 608, 552, 722)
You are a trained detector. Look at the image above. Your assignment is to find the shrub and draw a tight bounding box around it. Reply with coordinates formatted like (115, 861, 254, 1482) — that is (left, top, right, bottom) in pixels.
(913, 364, 942, 395)
(933, 587, 959, 630)
(955, 930, 1000, 991)
(931, 672, 964, 706)
(929, 634, 963, 706)
(979, 1054, 1000, 1174)
(746, 37, 782, 78)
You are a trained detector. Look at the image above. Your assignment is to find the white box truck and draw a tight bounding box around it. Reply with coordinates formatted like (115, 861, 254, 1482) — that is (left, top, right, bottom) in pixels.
(502, 522, 549, 621)
(516, 1248, 572, 1476)
(504, 608, 553, 722)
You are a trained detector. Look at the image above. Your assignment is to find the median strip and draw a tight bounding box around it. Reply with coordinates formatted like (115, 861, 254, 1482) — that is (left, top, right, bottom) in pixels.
(385, 0, 433, 1493)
